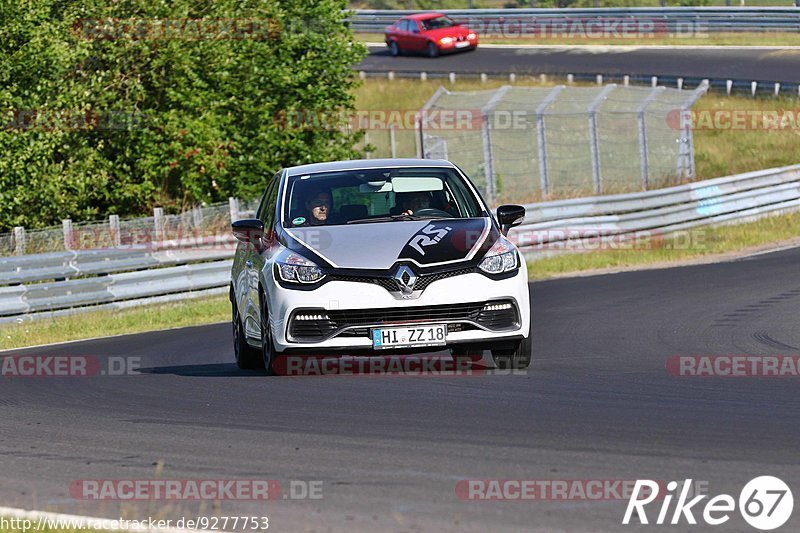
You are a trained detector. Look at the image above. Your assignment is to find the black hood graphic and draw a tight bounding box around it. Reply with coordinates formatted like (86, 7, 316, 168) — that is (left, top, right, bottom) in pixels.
(285, 218, 495, 270)
(397, 218, 492, 266)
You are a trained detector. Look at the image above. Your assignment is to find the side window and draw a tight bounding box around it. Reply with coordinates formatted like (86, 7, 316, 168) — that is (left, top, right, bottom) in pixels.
(259, 172, 282, 230)
(398, 20, 409, 32)
(410, 21, 420, 33)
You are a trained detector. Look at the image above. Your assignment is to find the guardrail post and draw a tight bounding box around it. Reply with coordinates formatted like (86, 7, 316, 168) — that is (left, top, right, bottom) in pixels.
(588, 84, 617, 195)
(480, 85, 512, 203)
(153, 207, 164, 249)
(13, 226, 25, 256)
(109, 215, 120, 247)
(365, 131, 371, 159)
(228, 197, 240, 223)
(536, 85, 565, 196)
(390, 124, 397, 158)
(62, 219, 73, 250)
(637, 87, 665, 190)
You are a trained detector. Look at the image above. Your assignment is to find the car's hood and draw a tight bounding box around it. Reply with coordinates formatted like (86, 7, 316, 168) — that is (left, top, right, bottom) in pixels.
(424, 26, 471, 40)
(286, 218, 491, 270)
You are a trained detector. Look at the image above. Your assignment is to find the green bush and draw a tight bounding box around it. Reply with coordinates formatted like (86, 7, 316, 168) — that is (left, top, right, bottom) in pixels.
(0, 0, 366, 231)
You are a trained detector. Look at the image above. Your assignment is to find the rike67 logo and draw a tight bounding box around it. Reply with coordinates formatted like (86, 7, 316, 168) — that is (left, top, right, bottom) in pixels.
(623, 477, 793, 530)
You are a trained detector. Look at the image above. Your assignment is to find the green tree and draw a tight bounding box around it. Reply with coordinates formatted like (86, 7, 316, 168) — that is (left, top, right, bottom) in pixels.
(0, 0, 367, 231)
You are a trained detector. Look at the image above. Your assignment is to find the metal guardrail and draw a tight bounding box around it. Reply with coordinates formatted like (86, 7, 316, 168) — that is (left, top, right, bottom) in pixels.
(0, 260, 232, 322)
(0, 237, 235, 286)
(349, 8, 800, 33)
(1, 164, 798, 321)
(510, 164, 800, 253)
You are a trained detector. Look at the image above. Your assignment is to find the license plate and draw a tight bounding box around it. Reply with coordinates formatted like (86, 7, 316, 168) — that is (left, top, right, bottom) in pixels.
(455, 41, 470, 48)
(372, 324, 447, 349)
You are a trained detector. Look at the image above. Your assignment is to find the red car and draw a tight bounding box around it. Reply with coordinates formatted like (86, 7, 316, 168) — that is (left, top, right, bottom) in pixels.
(385, 13, 478, 58)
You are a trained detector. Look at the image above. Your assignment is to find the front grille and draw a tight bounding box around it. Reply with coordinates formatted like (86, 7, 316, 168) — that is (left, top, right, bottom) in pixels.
(330, 267, 475, 294)
(329, 275, 396, 292)
(288, 300, 517, 341)
(414, 267, 474, 291)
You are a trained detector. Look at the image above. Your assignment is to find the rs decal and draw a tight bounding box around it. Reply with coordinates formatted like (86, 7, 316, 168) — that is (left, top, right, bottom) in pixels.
(408, 224, 453, 256)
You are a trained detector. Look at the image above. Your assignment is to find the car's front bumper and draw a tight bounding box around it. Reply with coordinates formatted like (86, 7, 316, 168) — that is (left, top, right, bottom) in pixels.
(264, 264, 530, 353)
(438, 40, 478, 53)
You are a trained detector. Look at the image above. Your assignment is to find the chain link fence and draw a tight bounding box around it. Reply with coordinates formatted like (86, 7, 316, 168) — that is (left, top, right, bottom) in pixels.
(0, 199, 260, 257)
(416, 82, 708, 204)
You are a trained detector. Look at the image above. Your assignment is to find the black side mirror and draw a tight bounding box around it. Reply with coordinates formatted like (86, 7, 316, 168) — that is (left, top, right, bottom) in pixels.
(496, 205, 526, 236)
(232, 219, 265, 250)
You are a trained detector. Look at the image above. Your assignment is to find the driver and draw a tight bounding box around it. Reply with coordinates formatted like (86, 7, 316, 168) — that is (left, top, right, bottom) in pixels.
(294, 187, 332, 226)
(398, 192, 432, 216)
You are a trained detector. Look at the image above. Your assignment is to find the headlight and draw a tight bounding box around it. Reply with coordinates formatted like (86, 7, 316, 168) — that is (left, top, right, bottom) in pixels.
(478, 236, 519, 275)
(276, 251, 325, 284)
(467, 33, 477, 40)
(439, 37, 453, 45)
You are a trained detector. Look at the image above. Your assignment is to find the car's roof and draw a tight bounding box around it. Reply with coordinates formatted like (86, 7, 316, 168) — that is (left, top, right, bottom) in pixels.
(284, 158, 455, 177)
(404, 13, 446, 21)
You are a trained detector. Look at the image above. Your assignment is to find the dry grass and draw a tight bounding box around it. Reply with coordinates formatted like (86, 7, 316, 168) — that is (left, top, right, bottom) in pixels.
(0, 294, 229, 351)
(526, 210, 800, 279)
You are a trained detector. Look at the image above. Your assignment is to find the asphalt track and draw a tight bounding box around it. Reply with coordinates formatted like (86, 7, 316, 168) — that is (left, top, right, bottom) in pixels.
(361, 44, 800, 84)
(2, 246, 800, 532)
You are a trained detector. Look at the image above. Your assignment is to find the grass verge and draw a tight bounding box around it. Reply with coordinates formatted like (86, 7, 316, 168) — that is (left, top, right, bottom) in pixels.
(0, 294, 229, 351)
(526, 210, 800, 280)
(356, 32, 800, 47)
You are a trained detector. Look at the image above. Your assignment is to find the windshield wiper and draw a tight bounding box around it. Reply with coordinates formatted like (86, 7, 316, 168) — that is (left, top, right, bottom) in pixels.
(347, 214, 442, 225)
(347, 215, 412, 224)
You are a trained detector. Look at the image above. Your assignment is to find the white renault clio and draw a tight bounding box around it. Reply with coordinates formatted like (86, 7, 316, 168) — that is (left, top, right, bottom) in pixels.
(230, 159, 531, 374)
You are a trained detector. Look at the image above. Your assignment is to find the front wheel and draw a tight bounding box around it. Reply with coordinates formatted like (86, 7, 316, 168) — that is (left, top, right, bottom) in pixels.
(259, 293, 277, 376)
(232, 300, 262, 370)
(491, 336, 532, 370)
(389, 41, 400, 56)
(426, 42, 439, 58)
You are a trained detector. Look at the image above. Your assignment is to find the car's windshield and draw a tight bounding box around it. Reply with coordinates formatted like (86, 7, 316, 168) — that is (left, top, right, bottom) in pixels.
(421, 16, 456, 31)
(283, 167, 484, 227)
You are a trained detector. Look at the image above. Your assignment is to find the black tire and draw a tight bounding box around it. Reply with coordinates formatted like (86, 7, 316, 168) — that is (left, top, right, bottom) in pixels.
(450, 345, 483, 369)
(426, 42, 439, 58)
(259, 292, 277, 376)
(232, 298, 262, 370)
(389, 41, 400, 56)
(491, 336, 532, 370)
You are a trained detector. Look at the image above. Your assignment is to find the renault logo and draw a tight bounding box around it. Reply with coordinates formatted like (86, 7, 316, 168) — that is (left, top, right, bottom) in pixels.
(393, 265, 417, 295)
